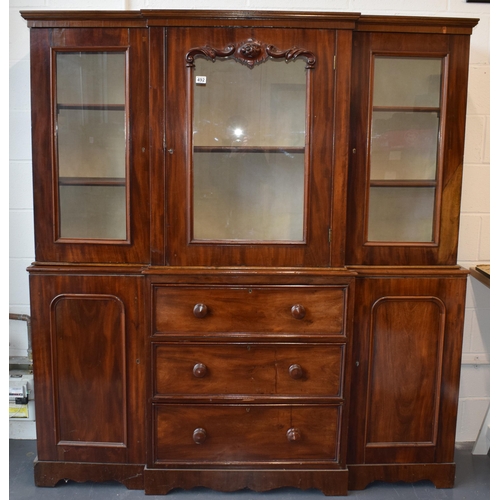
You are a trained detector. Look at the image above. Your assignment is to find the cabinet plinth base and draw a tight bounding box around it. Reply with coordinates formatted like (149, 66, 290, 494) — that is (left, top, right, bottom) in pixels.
(34, 459, 145, 490)
(347, 463, 456, 490)
(144, 467, 348, 496)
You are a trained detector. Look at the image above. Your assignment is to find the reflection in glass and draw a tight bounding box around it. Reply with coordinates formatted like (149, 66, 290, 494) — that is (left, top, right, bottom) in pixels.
(192, 58, 307, 241)
(56, 52, 127, 240)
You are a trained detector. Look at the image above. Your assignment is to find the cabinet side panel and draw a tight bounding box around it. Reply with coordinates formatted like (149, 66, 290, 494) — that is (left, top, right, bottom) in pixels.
(51, 294, 127, 446)
(29, 29, 53, 264)
(437, 35, 472, 264)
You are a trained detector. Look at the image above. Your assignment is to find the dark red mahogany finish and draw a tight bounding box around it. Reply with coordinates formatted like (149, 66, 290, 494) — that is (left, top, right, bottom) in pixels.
(21, 9, 477, 496)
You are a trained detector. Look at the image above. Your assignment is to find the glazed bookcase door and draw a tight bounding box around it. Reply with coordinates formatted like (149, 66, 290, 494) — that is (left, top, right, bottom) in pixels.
(164, 27, 340, 267)
(347, 32, 471, 266)
(30, 28, 149, 263)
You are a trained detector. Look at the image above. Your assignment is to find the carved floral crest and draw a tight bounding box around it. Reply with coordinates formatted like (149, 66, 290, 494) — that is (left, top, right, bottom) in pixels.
(186, 38, 316, 69)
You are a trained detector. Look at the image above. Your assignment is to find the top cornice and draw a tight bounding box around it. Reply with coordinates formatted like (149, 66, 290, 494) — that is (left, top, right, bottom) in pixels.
(20, 10, 479, 34)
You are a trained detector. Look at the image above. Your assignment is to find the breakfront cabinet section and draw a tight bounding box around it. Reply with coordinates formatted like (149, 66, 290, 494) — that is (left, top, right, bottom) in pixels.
(347, 270, 468, 489)
(161, 26, 352, 268)
(347, 28, 473, 266)
(28, 270, 147, 489)
(21, 9, 478, 498)
(28, 25, 150, 264)
(145, 270, 355, 496)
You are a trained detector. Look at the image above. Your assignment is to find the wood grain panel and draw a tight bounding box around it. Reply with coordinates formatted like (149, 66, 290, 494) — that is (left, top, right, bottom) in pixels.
(346, 273, 466, 467)
(366, 296, 445, 446)
(52, 294, 127, 446)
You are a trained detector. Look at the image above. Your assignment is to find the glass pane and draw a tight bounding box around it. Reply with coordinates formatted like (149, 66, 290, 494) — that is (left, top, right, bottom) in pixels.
(57, 108, 126, 179)
(193, 151, 304, 241)
(367, 56, 443, 244)
(56, 52, 127, 240)
(59, 186, 127, 240)
(192, 58, 306, 241)
(368, 187, 435, 242)
(373, 57, 442, 108)
(371, 111, 439, 180)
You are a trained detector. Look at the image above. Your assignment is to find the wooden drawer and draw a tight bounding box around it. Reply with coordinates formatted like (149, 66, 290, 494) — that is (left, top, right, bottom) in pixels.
(153, 286, 346, 335)
(153, 404, 341, 464)
(153, 343, 344, 398)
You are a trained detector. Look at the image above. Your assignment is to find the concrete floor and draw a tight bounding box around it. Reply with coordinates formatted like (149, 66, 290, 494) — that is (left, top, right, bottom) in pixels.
(9, 440, 489, 499)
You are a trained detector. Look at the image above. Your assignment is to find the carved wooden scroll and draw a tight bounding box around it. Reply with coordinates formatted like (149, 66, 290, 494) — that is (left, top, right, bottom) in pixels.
(186, 38, 316, 69)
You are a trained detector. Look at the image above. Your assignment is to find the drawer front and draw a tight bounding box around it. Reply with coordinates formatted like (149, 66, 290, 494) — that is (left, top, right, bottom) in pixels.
(153, 404, 341, 464)
(154, 343, 344, 398)
(153, 286, 346, 335)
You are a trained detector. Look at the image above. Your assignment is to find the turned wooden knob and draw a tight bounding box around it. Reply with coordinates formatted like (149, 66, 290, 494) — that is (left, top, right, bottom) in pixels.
(288, 364, 303, 380)
(291, 304, 306, 319)
(193, 363, 207, 378)
(286, 428, 301, 442)
(192, 428, 207, 444)
(193, 303, 208, 318)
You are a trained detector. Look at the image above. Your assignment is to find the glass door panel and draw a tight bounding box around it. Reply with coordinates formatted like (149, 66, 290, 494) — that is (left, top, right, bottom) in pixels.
(372, 57, 442, 108)
(368, 56, 443, 243)
(368, 187, 435, 242)
(192, 57, 306, 242)
(56, 52, 127, 240)
(371, 111, 439, 180)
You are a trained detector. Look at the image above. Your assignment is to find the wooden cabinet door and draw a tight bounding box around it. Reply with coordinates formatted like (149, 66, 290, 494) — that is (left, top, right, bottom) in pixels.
(29, 272, 146, 465)
(347, 272, 467, 465)
(29, 28, 150, 263)
(347, 31, 472, 265)
(162, 27, 348, 267)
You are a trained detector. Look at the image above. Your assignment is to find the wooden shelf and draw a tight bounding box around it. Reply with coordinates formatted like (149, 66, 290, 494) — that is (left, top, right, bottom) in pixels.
(57, 103, 125, 111)
(59, 177, 126, 187)
(193, 146, 304, 154)
(373, 106, 440, 113)
(369, 180, 437, 187)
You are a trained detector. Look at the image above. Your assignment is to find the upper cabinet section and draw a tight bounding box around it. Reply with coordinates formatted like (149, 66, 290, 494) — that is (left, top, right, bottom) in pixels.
(24, 23, 150, 264)
(162, 26, 348, 268)
(347, 19, 477, 266)
(21, 11, 477, 267)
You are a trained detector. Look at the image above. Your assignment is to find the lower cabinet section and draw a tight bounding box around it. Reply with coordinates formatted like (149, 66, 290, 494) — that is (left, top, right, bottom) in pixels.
(28, 267, 467, 495)
(29, 269, 147, 487)
(147, 277, 352, 496)
(347, 270, 468, 489)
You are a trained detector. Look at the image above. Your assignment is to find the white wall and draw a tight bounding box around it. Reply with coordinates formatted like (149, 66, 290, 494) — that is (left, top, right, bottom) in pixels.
(9, 0, 490, 443)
